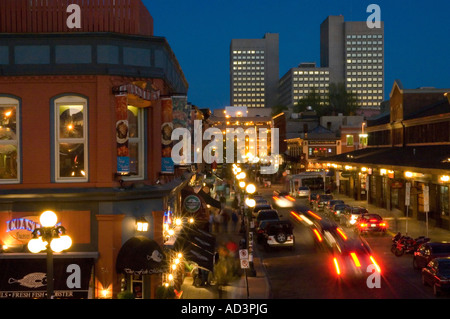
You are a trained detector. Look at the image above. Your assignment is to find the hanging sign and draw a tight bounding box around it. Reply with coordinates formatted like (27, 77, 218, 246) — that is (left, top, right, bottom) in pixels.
(183, 195, 202, 213)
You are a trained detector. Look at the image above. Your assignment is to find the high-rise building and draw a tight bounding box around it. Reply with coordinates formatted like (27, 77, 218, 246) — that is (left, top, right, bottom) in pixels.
(230, 33, 279, 108)
(278, 62, 331, 109)
(321, 16, 384, 115)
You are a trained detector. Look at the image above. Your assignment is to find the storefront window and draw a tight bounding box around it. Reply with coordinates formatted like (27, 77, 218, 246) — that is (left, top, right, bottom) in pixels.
(346, 135, 354, 146)
(0, 97, 19, 183)
(123, 105, 144, 180)
(54, 96, 88, 182)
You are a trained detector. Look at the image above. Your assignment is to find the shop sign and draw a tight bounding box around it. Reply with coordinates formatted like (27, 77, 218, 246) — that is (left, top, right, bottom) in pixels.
(184, 195, 201, 213)
(0, 258, 93, 299)
(391, 181, 403, 189)
(340, 172, 351, 179)
(6, 216, 40, 243)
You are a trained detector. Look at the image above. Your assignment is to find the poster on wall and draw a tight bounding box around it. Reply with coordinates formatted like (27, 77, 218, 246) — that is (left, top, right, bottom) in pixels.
(115, 94, 130, 174)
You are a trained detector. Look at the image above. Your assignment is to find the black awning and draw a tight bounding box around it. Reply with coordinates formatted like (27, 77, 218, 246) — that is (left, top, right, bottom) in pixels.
(116, 236, 167, 275)
(174, 227, 216, 271)
(197, 189, 222, 209)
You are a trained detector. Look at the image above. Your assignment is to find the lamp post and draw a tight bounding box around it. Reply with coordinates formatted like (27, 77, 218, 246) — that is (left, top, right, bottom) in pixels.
(27, 210, 72, 299)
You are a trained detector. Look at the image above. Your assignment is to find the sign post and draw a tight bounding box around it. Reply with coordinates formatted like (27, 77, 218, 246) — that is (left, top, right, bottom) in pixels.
(239, 249, 249, 299)
(423, 185, 429, 237)
(405, 182, 411, 235)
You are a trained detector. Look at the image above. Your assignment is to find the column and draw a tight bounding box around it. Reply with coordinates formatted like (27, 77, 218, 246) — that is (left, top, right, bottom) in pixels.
(96, 214, 125, 299)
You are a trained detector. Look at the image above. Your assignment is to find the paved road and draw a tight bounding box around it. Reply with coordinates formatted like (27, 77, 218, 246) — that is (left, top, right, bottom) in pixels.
(254, 189, 449, 299)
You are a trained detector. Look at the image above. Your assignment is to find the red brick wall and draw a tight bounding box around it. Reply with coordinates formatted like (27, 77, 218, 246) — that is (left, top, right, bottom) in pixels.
(0, 0, 153, 36)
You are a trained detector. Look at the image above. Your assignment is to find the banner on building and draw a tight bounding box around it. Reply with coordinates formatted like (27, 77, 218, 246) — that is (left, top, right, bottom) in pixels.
(115, 94, 130, 174)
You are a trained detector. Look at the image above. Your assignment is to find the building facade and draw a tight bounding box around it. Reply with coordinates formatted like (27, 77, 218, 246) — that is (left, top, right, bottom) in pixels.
(0, 0, 197, 299)
(320, 15, 384, 116)
(278, 62, 331, 109)
(319, 80, 450, 231)
(230, 33, 279, 108)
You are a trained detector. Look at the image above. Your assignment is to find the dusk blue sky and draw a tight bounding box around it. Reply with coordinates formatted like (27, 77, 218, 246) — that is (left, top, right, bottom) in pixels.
(144, 0, 450, 110)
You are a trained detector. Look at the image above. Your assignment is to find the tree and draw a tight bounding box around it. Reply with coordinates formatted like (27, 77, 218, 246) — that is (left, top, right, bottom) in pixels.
(271, 104, 288, 116)
(328, 83, 360, 116)
(293, 88, 324, 114)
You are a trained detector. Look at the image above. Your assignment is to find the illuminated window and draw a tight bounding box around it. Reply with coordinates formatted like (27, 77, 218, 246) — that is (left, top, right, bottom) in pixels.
(346, 135, 354, 146)
(54, 95, 88, 182)
(123, 105, 145, 180)
(0, 96, 20, 183)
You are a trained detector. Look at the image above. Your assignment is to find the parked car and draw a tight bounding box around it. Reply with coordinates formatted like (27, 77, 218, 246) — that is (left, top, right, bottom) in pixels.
(329, 204, 350, 222)
(272, 191, 295, 208)
(340, 206, 369, 227)
(354, 214, 388, 235)
(297, 186, 310, 198)
(256, 209, 280, 227)
(252, 204, 272, 218)
(413, 242, 450, 270)
(324, 199, 345, 215)
(261, 220, 295, 251)
(315, 194, 333, 210)
(421, 257, 450, 296)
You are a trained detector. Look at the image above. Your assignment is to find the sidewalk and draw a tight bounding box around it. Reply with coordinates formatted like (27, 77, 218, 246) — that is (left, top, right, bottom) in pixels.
(180, 201, 271, 300)
(333, 192, 450, 242)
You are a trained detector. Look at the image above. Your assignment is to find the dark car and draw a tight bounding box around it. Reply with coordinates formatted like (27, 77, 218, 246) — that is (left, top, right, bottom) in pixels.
(324, 199, 345, 215)
(315, 194, 333, 210)
(330, 204, 350, 222)
(261, 220, 295, 251)
(256, 219, 279, 243)
(413, 242, 450, 270)
(340, 206, 369, 227)
(331, 238, 382, 280)
(421, 257, 450, 296)
(354, 214, 388, 235)
(310, 218, 348, 251)
(256, 209, 280, 227)
(252, 204, 272, 218)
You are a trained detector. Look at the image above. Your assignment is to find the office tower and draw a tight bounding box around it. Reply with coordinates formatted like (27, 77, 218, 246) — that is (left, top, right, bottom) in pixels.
(321, 16, 384, 114)
(230, 33, 279, 108)
(278, 62, 331, 109)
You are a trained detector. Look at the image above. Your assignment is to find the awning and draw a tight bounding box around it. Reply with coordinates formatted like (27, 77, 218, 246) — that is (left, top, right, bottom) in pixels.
(316, 145, 450, 171)
(116, 236, 167, 275)
(113, 83, 160, 108)
(174, 227, 216, 272)
(197, 189, 222, 209)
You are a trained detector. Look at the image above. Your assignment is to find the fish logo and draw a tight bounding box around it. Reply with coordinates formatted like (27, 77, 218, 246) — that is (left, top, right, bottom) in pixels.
(8, 273, 47, 288)
(147, 250, 163, 263)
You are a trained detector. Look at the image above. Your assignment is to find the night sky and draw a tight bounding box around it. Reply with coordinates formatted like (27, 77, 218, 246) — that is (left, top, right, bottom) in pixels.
(144, 0, 450, 110)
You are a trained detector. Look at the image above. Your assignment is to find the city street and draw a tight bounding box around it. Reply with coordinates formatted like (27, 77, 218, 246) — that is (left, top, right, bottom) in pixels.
(255, 188, 449, 299)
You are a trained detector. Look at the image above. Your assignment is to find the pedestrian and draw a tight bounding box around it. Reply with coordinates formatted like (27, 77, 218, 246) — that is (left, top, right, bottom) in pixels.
(231, 209, 239, 232)
(213, 211, 222, 233)
(208, 212, 214, 233)
(221, 208, 230, 233)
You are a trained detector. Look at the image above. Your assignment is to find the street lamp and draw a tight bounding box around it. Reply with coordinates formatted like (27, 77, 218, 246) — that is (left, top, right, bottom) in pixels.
(27, 210, 72, 299)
